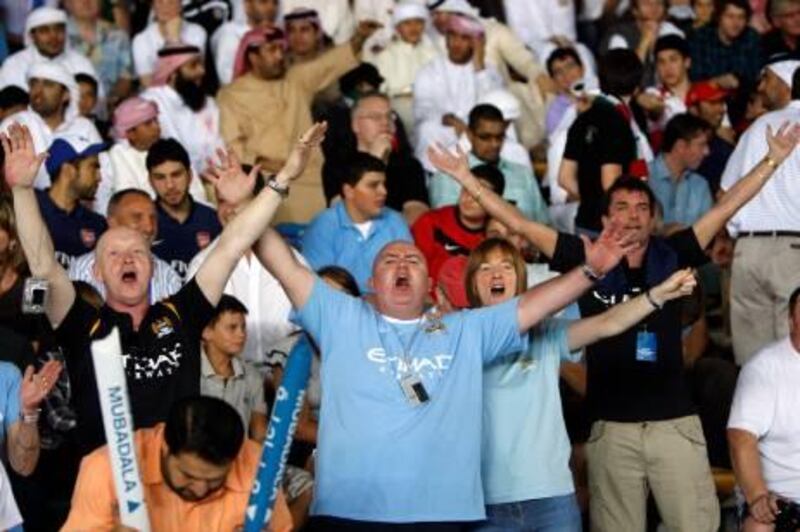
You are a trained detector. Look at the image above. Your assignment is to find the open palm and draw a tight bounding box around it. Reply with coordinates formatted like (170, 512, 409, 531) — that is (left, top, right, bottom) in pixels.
(20, 360, 63, 413)
(203, 147, 258, 206)
(1, 123, 47, 189)
(280, 122, 328, 182)
(766, 121, 800, 165)
(426, 143, 470, 181)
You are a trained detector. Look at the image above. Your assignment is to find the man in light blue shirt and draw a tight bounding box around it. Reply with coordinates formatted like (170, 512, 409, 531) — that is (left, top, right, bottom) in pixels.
(429, 104, 550, 224)
(302, 153, 412, 292)
(252, 212, 628, 528)
(648, 113, 714, 229)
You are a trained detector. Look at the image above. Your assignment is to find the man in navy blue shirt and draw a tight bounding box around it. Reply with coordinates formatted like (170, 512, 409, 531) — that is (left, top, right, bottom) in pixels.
(146, 138, 221, 279)
(35, 131, 107, 269)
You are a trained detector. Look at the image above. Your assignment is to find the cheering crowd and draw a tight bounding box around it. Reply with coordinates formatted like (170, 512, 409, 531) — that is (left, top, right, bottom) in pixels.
(1, 0, 800, 530)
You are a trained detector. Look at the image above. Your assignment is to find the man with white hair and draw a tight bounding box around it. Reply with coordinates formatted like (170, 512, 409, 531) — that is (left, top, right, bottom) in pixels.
(0, 62, 102, 189)
(141, 43, 223, 178)
(368, 2, 439, 135)
(4, 120, 326, 456)
(720, 60, 800, 365)
(413, 13, 504, 171)
(0, 7, 99, 91)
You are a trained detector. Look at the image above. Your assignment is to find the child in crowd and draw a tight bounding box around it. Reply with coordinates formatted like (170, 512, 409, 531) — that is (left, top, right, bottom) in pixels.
(200, 295, 268, 441)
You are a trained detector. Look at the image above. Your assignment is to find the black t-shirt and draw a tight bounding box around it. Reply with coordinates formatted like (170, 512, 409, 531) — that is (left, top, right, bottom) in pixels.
(563, 98, 637, 232)
(55, 278, 214, 455)
(550, 228, 708, 422)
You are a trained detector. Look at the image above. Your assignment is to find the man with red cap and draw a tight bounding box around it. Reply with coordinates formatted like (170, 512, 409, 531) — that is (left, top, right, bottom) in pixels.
(687, 80, 735, 194)
(217, 19, 380, 223)
(141, 43, 224, 180)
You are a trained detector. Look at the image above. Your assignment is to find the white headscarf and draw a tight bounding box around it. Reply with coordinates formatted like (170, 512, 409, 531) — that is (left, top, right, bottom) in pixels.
(393, 3, 429, 26)
(26, 62, 80, 122)
(24, 7, 67, 48)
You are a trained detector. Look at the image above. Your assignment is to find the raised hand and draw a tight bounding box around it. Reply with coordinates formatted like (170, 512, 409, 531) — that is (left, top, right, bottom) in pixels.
(1, 123, 47, 190)
(649, 268, 697, 306)
(20, 360, 63, 414)
(582, 225, 640, 277)
(202, 147, 260, 206)
(427, 143, 471, 182)
(765, 121, 800, 165)
(276, 122, 328, 184)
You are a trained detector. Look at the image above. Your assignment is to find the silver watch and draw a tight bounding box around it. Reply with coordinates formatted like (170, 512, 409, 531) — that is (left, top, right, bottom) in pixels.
(267, 178, 290, 198)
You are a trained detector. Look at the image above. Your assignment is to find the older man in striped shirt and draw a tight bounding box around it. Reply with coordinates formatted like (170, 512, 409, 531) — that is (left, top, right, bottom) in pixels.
(68, 188, 181, 301)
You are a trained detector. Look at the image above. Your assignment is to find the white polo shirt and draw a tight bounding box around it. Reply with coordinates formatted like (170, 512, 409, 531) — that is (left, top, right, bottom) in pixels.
(720, 101, 800, 236)
(728, 337, 800, 502)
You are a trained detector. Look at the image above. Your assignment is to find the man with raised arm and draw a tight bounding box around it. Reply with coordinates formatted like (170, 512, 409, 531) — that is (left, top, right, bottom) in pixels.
(248, 180, 633, 528)
(2, 121, 326, 456)
(426, 122, 800, 531)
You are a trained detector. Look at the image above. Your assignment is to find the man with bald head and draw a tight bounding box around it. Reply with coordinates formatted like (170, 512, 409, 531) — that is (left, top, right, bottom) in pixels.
(251, 192, 631, 527)
(3, 120, 326, 457)
(68, 188, 182, 302)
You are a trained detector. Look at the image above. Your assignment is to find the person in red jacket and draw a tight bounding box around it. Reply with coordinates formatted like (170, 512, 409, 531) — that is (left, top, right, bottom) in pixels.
(411, 163, 504, 282)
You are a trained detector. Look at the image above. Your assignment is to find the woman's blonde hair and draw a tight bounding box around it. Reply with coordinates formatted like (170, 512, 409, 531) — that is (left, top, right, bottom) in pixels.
(465, 237, 527, 308)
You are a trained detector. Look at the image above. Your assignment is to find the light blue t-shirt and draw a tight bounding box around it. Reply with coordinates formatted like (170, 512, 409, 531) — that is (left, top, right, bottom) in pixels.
(0, 363, 21, 446)
(482, 318, 578, 504)
(648, 154, 713, 226)
(296, 278, 528, 522)
(301, 202, 412, 293)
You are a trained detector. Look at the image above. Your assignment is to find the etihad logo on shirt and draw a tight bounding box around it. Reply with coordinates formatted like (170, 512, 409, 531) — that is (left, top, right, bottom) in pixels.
(366, 348, 452, 380)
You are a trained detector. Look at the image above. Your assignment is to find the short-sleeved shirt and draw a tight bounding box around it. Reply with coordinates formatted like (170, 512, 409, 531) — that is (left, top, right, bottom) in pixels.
(0, 363, 21, 446)
(295, 278, 528, 522)
(549, 229, 708, 422)
(199, 350, 267, 430)
(62, 423, 293, 531)
(35, 189, 107, 270)
(301, 202, 412, 293)
(55, 279, 215, 455)
(482, 319, 577, 504)
(648, 154, 714, 226)
(411, 205, 485, 282)
(563, 97, 637, 232)
(153, 199, 222, 280)
(728, 337, 800, 502)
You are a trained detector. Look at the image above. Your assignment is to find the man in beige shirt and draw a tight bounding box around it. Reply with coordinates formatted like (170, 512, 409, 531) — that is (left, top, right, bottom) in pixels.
(218, 21, 379, 223)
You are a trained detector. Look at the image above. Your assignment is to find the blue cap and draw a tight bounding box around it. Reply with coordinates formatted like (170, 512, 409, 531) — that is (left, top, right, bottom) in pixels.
(46, 133, 107, 178)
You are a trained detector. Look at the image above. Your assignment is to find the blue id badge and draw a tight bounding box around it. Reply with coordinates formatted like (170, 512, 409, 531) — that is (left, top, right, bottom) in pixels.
(636, 331, 657, 362)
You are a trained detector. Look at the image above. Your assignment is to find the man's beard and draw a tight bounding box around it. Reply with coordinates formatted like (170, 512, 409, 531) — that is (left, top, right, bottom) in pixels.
(175, 74, 207, 112)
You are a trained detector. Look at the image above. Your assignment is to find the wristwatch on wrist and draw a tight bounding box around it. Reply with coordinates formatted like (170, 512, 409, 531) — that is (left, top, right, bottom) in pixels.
(581, 263, 604, 282)
(21, 408, 40, 424)
(266, 178, 290, 199)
